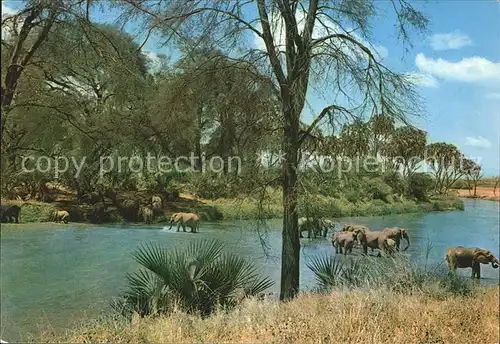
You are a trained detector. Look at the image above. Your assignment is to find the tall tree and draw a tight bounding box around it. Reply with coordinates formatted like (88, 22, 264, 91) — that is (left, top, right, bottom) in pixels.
(426, 142, 466, 194)
(89, 0, 427, 300)
(384, 126, 427, 196)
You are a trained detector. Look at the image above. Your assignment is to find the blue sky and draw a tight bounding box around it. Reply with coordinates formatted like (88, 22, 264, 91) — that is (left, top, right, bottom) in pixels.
(3, 0, 499, 175)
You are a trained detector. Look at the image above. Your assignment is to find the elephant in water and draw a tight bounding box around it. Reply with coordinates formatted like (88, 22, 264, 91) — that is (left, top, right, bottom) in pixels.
(382, 227, 410, 251)
(52, 210, 70, 223)
(445, 246, 499, 279)
(168, 212, 200, 233)
(299, 217, 335, 238)
(0, 204, 21, 223)
(356, 230, 395, 256)
(331, 231, 357, 255)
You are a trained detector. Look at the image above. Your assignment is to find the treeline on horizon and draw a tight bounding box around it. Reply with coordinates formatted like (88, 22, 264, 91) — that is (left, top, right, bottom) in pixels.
(0, 7, 486, 204)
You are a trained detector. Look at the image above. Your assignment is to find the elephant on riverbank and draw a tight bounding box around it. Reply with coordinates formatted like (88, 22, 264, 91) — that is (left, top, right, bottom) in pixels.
(0, 204, 21, 223)
(331, 231, 357, 255)
(382, 227, 410, 251)
(52, 210, 70, 224)
(445, 247, 499, 279)
(168, 212, 200, 233)
(151, 196, 163, 216)
(141, 206, 154, 224)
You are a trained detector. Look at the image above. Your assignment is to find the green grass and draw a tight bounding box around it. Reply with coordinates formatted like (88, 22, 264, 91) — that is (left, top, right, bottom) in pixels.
(206, 193, 464, 220)
(12, 202, 58, 223)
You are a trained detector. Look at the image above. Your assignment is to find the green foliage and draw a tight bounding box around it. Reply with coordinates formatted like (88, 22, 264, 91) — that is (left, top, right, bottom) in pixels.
(407, 173, 434, 201)
(365, 177, 392, 202)
(112, 240, 274, 319)
(308, 254, 474, 298)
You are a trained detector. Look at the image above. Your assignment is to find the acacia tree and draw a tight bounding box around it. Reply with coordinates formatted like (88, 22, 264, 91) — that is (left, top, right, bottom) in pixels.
(463, 158, 483, 197)
(384, 126, 427, 196)
(118, 0, 427, 300)
(426, 142, 467, 194)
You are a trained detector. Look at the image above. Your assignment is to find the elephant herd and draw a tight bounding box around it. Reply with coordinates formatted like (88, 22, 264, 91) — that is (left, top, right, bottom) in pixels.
(299, 218, 499, 279)
(332, 224, 410, 257)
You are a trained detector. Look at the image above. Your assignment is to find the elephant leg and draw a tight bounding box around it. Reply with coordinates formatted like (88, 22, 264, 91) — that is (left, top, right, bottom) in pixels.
(395, 238, 400, 251)
(472, 262, 480, 279)
(182, 223, 187, 232)
(176, 223, 181, 232)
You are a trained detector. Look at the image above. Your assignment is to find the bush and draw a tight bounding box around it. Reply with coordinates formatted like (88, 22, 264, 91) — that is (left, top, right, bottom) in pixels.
(408, 173, 434, 201)
(307, 253, 474, 298)
(365, 177, 392, 202)
(112, 240, 274, 319)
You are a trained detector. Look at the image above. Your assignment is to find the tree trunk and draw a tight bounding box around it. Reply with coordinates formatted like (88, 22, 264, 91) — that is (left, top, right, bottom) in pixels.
(280, 107, 300, 301)
(194, 105, 203, 172)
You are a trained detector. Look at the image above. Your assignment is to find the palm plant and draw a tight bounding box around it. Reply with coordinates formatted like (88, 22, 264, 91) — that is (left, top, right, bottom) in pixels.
(112, 239, 274, 318)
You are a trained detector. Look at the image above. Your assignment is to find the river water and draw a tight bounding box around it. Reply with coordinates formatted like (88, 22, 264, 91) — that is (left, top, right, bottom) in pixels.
(1, 199, 499, 341)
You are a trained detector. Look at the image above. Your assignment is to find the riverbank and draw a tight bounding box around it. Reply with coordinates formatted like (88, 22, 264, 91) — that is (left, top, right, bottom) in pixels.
(38, 286, 498, 344)
(0, 193, 464, 225)
(452, 186, 500, 202)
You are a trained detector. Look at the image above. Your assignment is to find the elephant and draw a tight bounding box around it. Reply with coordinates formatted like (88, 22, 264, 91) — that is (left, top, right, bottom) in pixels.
(445, 246, 499, 279)
(151, 196, 163, 216)
(331, 231, 357, 255)
(52, 210, 70, 224)
(382, 238, 397, 256)
(298, 217, 322, 238)
(341, 224, 374, 251)
(320, 218, 337, 238)
(382, 227, 410, 251)
(141, 206, 154, 224)
(357, 230, 394, 256)
(168, 212, 200, 233)
(0, 204, 21, 223)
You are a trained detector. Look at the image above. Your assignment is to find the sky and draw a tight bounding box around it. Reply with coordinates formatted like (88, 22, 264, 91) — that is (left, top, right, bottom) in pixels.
(2, 0, 500, 176)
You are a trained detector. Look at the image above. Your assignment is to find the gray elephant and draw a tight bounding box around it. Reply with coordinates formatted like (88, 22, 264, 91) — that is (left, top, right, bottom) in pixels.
(0, 204, 21, 223)
(52, 210, 70, 224)
(445, 246, 499, 279)
(320, 218, 336, 238)
(168, 212, 200, 233)
(141, 206, 154, 224)
(331, 231, 357, 255)
(151, 196, 163, 216)
(382, 227, 410, 251)
(299, 217, 334, 238)
(357, 230, 394, 256)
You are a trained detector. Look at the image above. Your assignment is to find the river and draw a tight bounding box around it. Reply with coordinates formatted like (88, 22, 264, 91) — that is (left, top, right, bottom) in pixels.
(1, 199, 499, 341)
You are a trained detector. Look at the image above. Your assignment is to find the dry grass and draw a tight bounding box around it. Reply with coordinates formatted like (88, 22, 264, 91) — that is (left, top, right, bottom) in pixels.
(42, 287, 499, 344)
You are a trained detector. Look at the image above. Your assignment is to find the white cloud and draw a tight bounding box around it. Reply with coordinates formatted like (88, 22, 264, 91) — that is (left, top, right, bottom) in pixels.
(464, 136, 492, 149)
(415, 53, 500, 84)
(407, 73, 439, 88)
(252, 10, 388, 61)
(1, 4, 18, 39)
(2, 3, 17, 16)
(429, 31, 472, 51)
(485, 93, 500, 100)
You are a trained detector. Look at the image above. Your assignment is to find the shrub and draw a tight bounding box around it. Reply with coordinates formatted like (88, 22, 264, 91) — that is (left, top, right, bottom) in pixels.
(408, 173, 434, 201)
(365, 177, 393, 202)
(307, 253, 474, 298)
(112, 240, 274, 319)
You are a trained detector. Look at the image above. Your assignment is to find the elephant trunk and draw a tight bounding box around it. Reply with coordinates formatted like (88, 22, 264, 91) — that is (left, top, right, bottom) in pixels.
(403, 235, 410, 251)
(492, 257, 499, 269)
